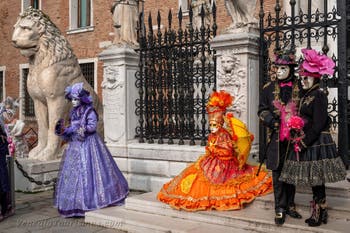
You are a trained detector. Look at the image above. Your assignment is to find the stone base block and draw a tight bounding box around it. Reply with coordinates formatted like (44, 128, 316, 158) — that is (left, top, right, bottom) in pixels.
(14, 158, 60, 192)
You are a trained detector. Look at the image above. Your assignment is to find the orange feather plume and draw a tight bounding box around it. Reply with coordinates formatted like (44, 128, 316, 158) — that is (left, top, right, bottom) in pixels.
(206, 90, 234, 113)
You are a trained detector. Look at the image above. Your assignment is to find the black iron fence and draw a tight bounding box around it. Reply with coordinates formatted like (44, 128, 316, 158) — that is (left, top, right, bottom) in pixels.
(135, 3, 217, 146)
(259, 0, 349, 165)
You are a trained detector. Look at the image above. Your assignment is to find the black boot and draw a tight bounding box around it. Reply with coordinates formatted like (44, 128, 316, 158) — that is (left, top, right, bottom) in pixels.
(306, 200, 328, 227)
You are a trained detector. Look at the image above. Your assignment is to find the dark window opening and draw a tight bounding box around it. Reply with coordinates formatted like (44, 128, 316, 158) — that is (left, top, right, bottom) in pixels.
(80, 62, 95, 89)
(22, 68, 35, 117)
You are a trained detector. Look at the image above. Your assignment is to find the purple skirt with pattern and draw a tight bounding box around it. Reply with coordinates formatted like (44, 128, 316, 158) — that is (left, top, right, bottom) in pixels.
(54, 133, 128, 217)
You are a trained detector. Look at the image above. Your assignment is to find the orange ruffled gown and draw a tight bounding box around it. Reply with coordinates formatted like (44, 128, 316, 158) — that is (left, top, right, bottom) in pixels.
(157, 127, 273, 211)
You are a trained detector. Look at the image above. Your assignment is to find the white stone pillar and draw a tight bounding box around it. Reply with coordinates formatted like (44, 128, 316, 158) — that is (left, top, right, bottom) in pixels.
(210, 27, 260, 152)
(99, 45, 139, 148)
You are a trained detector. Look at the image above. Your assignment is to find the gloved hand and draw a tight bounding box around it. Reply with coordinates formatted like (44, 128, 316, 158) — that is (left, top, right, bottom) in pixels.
(55, 119, 64, 135)
(63, 123, 79, 135)
(269, 118, 280, 130)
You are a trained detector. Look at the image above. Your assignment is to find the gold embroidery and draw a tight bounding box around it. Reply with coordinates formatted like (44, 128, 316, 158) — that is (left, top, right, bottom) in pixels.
(160, 174, 272, 203)
(180, 174, 197, 194)
(263, 82, 272, 89)
(303, 96, 315, 106)
(298, 84, 320, 113)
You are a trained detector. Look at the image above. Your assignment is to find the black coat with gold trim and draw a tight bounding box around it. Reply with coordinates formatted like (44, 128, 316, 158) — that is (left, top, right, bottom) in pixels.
(258, 80, 300, 170)
(279, 84, 347, 186)
(298, 84, 329, 147)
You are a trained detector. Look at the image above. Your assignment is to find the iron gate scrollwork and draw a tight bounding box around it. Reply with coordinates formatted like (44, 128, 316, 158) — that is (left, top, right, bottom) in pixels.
(135, 3, 217, 146)
(259, 0, 349, 165)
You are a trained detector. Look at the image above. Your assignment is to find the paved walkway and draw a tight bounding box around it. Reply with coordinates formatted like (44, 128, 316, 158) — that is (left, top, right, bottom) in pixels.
(0, 190, 142, 233)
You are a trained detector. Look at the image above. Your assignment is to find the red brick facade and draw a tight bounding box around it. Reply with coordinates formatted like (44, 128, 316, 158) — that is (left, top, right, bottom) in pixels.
(0, 0, 276, 121)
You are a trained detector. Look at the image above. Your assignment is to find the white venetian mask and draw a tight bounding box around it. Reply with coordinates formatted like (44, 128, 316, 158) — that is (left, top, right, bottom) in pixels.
(276, 65, 291, 81)
(301, 76, 315, 90)
(72, 98, 81, 107)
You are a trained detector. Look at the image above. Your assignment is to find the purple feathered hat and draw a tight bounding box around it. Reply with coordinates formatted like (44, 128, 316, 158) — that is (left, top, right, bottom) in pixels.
(64, 82, 93, 104)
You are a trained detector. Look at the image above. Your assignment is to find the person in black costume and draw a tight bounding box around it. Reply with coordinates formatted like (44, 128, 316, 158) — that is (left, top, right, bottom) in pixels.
(258, 49, 302, 225)
(279, 48, 346, 227)
(0, 105, 14, 222)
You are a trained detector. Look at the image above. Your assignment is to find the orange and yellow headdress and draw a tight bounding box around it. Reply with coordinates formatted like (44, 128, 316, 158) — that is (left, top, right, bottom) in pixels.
(206, 90, 233, 125)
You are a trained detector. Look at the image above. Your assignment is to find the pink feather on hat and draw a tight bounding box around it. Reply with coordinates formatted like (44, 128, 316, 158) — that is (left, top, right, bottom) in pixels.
(299, 48, 335, 78)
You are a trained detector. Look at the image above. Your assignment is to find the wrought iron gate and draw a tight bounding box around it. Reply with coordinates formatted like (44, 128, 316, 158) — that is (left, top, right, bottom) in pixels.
(135, 3, 217, 146)
(259, 0, 349, 165)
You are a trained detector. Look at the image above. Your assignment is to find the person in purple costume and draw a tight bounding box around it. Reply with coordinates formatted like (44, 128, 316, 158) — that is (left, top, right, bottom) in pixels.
(54, 82, 128, 218)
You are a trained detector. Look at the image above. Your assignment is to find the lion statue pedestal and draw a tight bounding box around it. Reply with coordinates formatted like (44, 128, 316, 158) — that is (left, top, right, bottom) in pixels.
(11, 7, 103, 161)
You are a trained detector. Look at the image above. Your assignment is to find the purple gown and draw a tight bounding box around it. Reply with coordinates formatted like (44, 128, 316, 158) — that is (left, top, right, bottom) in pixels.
(54, 104, 128, 217)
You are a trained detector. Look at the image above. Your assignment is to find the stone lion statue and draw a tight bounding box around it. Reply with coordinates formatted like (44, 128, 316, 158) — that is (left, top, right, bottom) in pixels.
(225, 0, 258, 28)
(11, 7, 103, 161)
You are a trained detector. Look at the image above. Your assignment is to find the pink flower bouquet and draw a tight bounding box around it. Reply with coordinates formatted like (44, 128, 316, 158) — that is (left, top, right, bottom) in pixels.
(287, 115, 305, 160)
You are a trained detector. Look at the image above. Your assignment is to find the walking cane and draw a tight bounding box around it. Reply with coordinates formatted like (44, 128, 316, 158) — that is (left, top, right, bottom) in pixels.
(256, 129, 276, 176)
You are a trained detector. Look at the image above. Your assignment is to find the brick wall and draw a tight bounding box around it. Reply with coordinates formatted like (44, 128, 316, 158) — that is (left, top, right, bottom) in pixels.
(142, 0, 276, 34)
(0, 0, 115, 101)
(0, 0, 277, 118)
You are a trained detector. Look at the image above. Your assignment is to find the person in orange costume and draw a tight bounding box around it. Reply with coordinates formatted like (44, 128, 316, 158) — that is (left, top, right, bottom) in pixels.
(157, 90, 273, 211)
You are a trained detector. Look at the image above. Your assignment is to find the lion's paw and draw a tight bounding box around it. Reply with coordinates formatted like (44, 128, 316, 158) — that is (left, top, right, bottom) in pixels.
(35, 147, 58, 161)
(28, 145, 45, 159)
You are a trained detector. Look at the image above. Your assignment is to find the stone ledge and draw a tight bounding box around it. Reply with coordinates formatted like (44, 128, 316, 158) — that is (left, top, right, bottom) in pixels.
(108, 142, 204, 162)
(124, 192, 349, 233)
(114, 157, 190, 178)
(85, 206, 252, 233)
(86, 193, 349, 233)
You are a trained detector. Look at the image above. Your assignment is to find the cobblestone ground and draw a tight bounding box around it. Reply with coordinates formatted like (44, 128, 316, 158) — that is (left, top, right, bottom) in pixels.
(0, 190, 143, 233)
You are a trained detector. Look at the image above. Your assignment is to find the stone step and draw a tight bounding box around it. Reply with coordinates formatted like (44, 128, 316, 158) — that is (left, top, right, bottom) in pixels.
(127, 192, 350, 222)
(254, 192, 350, 220)
(85, 198, 350, 233)
(122, 192, 349, 232)
(85, 206, 263, 233)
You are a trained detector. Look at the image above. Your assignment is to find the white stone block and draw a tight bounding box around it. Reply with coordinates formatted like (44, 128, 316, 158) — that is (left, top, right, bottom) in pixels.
(14, 159, 60, 192)
(127, 143, 203, 162)
(150, 176, 172, 192)
(128, 159, 169, 177)
(128, 174, 171, 192)
(113, 157, 128, 172)
(169, 161, 190, 177)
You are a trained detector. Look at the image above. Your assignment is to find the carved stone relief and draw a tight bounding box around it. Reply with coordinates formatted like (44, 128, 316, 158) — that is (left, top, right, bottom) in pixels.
(102, 65, 125, 143)
(217, 52, 247, 117)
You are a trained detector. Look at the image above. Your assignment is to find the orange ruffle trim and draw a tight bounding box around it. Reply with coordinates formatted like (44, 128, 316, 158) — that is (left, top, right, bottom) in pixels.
(157, 163, 273, 211)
